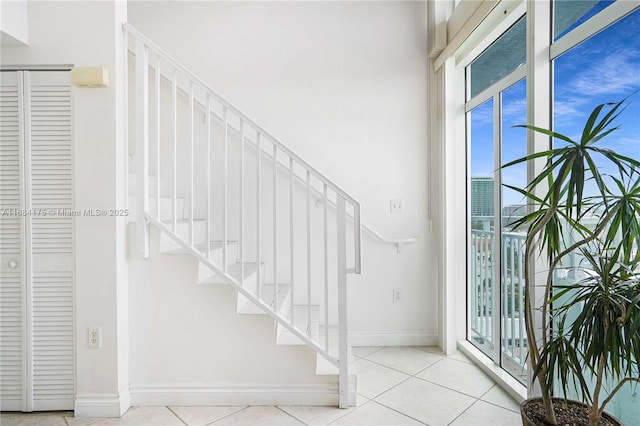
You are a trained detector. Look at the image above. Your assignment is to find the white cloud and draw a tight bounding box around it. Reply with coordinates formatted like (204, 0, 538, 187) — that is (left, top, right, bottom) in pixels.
(565, 50, 640, 97)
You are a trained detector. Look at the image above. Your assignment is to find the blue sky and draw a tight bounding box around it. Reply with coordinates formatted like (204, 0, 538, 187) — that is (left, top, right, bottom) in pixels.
(471, 5, 640, 209)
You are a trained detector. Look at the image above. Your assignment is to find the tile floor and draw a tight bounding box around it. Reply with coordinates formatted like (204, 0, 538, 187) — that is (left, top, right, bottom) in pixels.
(1, 347, 522, 426)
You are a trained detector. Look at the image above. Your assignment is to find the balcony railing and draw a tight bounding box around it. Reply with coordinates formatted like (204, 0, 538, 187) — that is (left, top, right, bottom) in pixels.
(470, 229, 528, 383)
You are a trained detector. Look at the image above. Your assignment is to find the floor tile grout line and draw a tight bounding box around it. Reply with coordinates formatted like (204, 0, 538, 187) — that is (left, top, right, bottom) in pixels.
(368, 399, 431, 425)
(366, 369, 417, 401)
(446, 398, 481, 426)
(411, 373, 491, 400)
(275, 405, 309, 425)
(275, 406, 311, 426)
(476, 384, 522, 412)
(479, 399, 521, 414)
(166, 406, 189, 426)
(357, 346, 385, 359)
(410, 356, 448, 377)
(208, 406, 250, 425)
(356, 354, 445, 378)
(326, 397, 375, 425)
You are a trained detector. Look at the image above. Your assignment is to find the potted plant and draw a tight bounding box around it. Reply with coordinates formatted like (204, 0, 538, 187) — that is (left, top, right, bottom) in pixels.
(502, 98, 640, 426)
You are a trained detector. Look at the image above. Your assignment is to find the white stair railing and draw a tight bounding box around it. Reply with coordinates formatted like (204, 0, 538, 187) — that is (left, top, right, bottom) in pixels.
(124, 23, 361, 408)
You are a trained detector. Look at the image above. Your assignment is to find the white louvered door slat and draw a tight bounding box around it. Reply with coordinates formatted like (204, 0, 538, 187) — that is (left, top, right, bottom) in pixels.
(0, 70, 74, 412)
(0, 71, 26, 412)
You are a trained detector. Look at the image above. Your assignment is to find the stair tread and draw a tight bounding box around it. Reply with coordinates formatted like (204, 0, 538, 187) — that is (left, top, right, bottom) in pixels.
(161, 239, 237, 255)
(194, 240, 239, 253)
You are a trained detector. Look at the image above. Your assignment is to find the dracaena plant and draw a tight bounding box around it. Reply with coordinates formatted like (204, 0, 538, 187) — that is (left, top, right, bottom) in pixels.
(502, 97, 640, 426)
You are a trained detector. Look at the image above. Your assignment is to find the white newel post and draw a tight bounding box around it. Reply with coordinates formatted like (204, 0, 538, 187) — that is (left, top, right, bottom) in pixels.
(336, 196, 349, 408)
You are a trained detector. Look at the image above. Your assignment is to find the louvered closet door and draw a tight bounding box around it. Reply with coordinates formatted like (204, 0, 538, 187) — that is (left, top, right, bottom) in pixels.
(0, 70, 26, 412)
(0, 70, 74, 411)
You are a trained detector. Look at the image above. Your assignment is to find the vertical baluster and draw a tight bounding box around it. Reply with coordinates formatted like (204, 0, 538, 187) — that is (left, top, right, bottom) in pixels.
(323, 184, 329, 350)
(306, 170, 311, 337)
(519, 239, 525, 364)
(273, 145, 278, 314)
(124, 29, 129, 211)
(484, 235, 489, 340)
(155, 58, 161, 219)
(256, 134, 262, 302)
(481, 235, 484, 336)
(188, 82, 194, 247)
(504, 237, 511, 357)
(223, 108, 228, 272)
(205, 95, 212, 260)
(353, 202, 361, 274)
(240, 121, 245, 286)
(135, 39, 149, 258)
(336, 196, 348, 409)
(471, 239, 477, 332)
(482, 235, 487, 339)
(171, 68, 177, 234)
(510, 237, 516, 358)
(289, 157, 295, 326)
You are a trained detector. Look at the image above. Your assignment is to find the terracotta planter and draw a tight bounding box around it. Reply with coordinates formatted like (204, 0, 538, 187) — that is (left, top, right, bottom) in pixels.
(520, 397, 622, 426)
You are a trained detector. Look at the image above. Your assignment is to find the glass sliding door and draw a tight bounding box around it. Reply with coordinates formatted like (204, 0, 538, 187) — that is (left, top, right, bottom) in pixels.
(499, 79, 527, 383)
(466, 15, 528, 383)
(469, 98, 496, 358)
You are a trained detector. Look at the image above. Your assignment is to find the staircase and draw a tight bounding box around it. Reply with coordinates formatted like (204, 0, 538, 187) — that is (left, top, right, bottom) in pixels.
(124, 23, 361, 408)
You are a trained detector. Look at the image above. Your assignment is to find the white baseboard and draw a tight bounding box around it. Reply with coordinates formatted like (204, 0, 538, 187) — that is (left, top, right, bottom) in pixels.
(130, 382, 356, 407)
(74, 387, 130, 417)
(349, 330, 438, 347)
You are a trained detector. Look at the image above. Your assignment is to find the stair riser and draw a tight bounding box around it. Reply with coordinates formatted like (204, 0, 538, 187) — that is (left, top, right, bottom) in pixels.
(128, 195, 186, 222)
(158, 221, 208, 252)
(128, 174, 158, 196)
(277, 306, 320, 346)
(196, 248, 243, 284)
(237, 284, 291, 316)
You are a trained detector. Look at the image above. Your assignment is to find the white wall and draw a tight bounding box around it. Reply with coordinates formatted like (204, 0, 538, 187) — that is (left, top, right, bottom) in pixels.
(1, 1, 129, 417)
(0, 0, 29, 45)
(128, 0, 436, 347)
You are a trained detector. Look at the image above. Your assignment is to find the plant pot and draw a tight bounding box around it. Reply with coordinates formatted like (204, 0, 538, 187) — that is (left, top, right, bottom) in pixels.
(520, 397, 622, 426)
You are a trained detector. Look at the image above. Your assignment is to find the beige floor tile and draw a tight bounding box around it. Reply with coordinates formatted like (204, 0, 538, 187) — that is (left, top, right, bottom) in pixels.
(366, 346, 443, 375)
(65, 416, 105, 426)
(417, 358, 495, 398)
(212, 406, 302, 425)
(374, 377, 475, 426)
(415, 346, 443, 354)
(330, 401, 423, 425)
(0, 412, 68, 426)
(446, 351, 475, 365)
(450, 400, 522, 425)
(91, 406, 183, 425)
(169, 406, 246, 425)
(353, 359, 410, 399)
(279, 393, 367, 426)
(352, 347, 383, 358)
(416, 347, 474, 365)
(480, 385, 521, 413)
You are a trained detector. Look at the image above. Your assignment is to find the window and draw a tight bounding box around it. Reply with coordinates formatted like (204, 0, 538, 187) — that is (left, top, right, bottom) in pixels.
(552, 7, 640, 422)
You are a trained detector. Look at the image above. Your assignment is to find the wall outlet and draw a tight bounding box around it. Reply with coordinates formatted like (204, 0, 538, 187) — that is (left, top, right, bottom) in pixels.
(89, 327, 101, 348)
(393, 288, 402, 303)
(390, 199, 405, 214)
